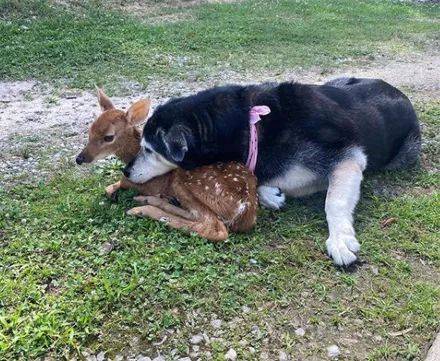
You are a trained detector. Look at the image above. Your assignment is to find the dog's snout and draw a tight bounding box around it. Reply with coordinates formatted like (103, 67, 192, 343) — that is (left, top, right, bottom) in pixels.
(76, 154, 85, 165)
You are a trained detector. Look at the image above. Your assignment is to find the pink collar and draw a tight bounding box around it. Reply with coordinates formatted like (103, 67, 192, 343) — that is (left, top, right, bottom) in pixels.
(246, 105, 271, 173)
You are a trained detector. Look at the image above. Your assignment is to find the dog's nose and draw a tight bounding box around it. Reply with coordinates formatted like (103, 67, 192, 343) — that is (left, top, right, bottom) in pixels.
(76, 154, 85, 165)
(122, 166, 130, 178)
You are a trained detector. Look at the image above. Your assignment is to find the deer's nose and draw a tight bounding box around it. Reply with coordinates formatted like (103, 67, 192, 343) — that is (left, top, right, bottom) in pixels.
(76, 154, 85, 165)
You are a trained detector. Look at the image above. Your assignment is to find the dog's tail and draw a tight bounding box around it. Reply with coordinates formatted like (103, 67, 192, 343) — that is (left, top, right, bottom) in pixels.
(385, 129, 421, 170)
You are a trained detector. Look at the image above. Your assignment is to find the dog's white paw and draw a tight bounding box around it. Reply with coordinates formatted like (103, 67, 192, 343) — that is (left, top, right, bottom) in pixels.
(258, 186, 286, 210)
(326, 235, 360, 266)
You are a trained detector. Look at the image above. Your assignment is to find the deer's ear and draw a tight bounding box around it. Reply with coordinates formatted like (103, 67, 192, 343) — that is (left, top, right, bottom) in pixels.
(125, 99, 151, 125)
(96, 88, 114, 111)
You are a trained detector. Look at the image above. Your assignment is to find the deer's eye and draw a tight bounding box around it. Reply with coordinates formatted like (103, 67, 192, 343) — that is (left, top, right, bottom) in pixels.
(104, 135, 114, 142)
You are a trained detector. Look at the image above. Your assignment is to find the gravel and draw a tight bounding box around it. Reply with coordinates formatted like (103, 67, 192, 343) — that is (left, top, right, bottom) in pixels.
(224, 348, 237, 360)
(2, 54, 439, 189)
(210, 319, 222, 329)
(295, 327, 306, 337)
(327, 345, 341, 359)
(190, 334, 204, 345)
(152, 356, 165, 361)
(137, 357, 152, 361)
(241, 305, 251, 314)
(279, 350, 289, 361)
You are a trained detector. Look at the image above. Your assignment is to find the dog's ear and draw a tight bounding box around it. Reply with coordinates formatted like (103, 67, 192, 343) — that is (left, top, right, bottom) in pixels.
(96, 87, 114, 111)
(126, 99, 151, 125)
(160, 126, 188, 163)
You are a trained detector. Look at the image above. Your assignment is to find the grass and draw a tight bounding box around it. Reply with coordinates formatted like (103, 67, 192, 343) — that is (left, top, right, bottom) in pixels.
(0, 101, 439, 359)
(1, 0, 439, 359)
(0, 0, 439, 91)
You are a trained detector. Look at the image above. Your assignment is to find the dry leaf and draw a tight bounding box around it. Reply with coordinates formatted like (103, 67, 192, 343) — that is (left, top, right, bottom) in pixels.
(380, 217, 397, 228)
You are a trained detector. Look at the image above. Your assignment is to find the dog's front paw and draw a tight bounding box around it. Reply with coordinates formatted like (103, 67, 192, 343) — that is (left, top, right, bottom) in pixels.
(258, 186, 286, 210)
(326, 235, 360, 266)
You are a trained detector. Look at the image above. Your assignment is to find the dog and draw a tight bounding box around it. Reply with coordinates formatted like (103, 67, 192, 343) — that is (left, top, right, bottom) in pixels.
(76, 89, 258, 241)
(123, 78, 421, 266)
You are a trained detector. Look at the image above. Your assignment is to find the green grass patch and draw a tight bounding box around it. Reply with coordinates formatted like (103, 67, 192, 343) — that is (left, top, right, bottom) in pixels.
(1, 98, 440, 359)
(0, 0, 439, 90)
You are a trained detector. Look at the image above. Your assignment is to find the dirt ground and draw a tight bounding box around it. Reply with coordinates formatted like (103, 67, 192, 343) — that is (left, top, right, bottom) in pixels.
(0, 52, 439, 188)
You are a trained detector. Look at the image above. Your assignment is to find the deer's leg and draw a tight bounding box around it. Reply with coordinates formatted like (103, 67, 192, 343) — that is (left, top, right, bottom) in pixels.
(127, 205, 196, 231)
(133, 195, 196, 220)
(127, 204, 229, 242)
(105, 178, 131, 200)
(193, 216, 229, 242)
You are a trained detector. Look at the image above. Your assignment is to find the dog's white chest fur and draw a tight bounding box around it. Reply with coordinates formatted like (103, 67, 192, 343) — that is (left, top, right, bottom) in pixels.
(265, 164, 326, 197)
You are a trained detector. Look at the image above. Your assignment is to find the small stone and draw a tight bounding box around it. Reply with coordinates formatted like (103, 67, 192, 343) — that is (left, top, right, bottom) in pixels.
(211, 319, 222, 329)
(96, 352, 105, 361)
(152, 357, 165, 361)
(371, 266, 379, 275)
(114, 355, 124, 361)
(327, 345, 340, 359)
(238, 339, 248, 347)
(192, 345, 200, 352)
(101, 241, 114, 254)
(373, 335, 383, 342)
(242, 305, 251, 313)
(178, 358, 191, 361)
(249, 258, 258, 265)
(249, 347, 256, 354)
(130, 336, 140, 347)
(190, 334, 204, 344)
(295, 327, 305, 337)
(225, 348, 237, 360)
(279, 350, 289, 361)
(61, 92, 80, 99)
(260, 352, 270, 361)
(137, 356, 152, 361)
(202, 332, 210, 343)
(251, 325, 261, 337)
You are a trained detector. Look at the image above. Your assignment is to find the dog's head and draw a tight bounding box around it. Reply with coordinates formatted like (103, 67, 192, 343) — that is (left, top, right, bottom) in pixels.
(76, 88, 150, 165)
(123, 106, 194, 183)
(123, 86, 250, 183)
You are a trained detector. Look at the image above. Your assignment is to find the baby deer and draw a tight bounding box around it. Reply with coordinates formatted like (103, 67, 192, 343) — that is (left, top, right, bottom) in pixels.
(76, 89, 258, 241)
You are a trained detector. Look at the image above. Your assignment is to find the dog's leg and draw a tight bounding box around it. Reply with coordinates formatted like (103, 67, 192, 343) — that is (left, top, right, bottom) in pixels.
(325, 148, 367, 266)
(257, 185, 286, 210)
(133, 195, 196, 220)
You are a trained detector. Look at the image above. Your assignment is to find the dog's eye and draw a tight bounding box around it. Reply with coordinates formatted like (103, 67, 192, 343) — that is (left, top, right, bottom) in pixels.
(104, 135, 114, 142)
(144, 147, 152, 154)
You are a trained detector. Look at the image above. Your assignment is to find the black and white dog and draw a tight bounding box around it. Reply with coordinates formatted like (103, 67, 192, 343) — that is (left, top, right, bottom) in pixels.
(123, 78, 420, 266)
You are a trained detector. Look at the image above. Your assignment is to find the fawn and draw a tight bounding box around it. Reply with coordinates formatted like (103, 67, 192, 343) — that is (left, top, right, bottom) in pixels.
(76, 89, 258, 241)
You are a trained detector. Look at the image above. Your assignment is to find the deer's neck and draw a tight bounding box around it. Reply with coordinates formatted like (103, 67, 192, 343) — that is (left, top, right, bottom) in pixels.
(115, 127, 142, 164)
